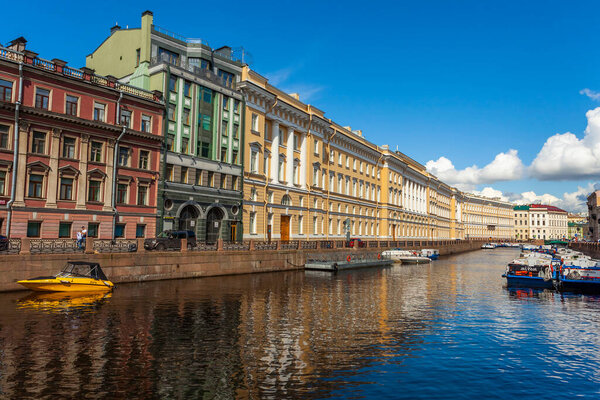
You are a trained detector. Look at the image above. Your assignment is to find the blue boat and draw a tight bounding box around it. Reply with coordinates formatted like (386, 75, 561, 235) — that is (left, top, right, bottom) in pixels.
(420, 249, 439, 260)
(555, 262, 600, 294)
(503, 257, 560, 289)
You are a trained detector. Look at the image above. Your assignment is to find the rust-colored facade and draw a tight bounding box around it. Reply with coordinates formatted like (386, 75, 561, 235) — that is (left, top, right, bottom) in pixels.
(0, 38, 164, 239)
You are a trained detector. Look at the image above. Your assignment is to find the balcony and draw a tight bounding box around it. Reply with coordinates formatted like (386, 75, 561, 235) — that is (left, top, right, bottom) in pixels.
(151, 54, 235, 89)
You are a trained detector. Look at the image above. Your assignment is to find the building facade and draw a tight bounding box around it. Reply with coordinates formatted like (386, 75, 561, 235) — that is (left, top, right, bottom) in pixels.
(239, 67, 514, 242)
(513, 204, 568, 241)
(86, 11, 245, 242)
(0, 38, 164, 239)
(587, 190, 600, 241)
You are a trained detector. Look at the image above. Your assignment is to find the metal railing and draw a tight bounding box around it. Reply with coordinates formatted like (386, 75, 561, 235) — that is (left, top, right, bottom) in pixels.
(191, 242, 218, 251)
(223, 241, 250, 251)
(281, 240, 299, 250)
(93, 239, 138, 253)
(152, 25, 209, 47)
(30, 239, 82, 254)
(150, 55, 234, 89)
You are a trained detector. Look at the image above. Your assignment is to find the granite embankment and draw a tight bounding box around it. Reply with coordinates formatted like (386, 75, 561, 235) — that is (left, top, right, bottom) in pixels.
(0, 239, 488, 292)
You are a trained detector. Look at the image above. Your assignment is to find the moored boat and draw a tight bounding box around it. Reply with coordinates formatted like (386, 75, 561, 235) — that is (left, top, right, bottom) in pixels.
(420, 249, 439, 260)
(555, 258, 600, 294)
(503, 252, 559, 289)
(17, 261, 114, 292)
(481, 243, 496, 249)
(381, 249, 431, 264)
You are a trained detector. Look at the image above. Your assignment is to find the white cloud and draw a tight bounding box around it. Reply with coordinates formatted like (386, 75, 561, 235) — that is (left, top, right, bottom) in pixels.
(580, 88, 600, 101)
(530, 107, 600, 180)
(425, 149, 525, 190)
(471, 183, 597, 213)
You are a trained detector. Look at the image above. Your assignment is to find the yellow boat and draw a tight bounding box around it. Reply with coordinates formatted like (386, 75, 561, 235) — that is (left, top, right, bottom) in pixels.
(17, 261, 114, 292)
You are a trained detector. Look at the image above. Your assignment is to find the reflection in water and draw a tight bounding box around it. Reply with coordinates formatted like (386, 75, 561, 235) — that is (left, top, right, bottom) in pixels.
(1, 250, 600, 398)
(17, 291, 113, 314)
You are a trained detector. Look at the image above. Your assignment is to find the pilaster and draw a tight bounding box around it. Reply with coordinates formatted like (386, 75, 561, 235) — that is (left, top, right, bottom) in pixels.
(103, 139, 116, 211)
(270, 120, 280, 183)
(76, 134, 90, 209)
(45, 128, 61, 208)
(13, 122, 29, 207)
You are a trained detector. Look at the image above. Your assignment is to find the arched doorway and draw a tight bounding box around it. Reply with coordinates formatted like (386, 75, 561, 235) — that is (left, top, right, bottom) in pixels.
(206, 207, 224, 244)
(178, 205, 199, 231)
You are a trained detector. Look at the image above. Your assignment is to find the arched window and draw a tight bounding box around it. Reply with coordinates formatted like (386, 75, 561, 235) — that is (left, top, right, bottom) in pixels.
(281, 194, 292, 206)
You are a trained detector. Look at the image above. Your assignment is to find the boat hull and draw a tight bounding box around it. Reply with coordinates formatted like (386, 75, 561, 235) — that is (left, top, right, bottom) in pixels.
(505, 275, 554, 289)
(555, 279, 600, 294)
(17, 277, 113, 292)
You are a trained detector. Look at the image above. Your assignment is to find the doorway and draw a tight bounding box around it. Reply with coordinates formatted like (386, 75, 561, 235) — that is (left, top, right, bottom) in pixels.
(230, 222, 237, 242)
(280, 215, 290, 241)
(179, 205, 199, 231)
(206, 207, 224, 244)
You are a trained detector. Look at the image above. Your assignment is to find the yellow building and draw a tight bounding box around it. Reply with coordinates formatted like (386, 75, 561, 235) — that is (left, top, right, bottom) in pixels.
(239, 67, 514, 241)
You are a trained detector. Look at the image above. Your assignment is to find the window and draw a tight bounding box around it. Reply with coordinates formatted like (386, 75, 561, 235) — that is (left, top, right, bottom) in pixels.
(234, 100, 240, 113)
(137, 185, 148, 205)
(159, 47, 180, 65)
(88, 180, 101, 202)
(65, 95, 78, 116)
(181, 137, 189, 154)
(251, 113, 259, 132)
(299, 215, 304, 235)
(221, 147, 227, 162)
(139, 150, 149, 169)
(293, 163, 299, 185)
(28, 174, 44, 198)
(313, 216, 318, 235)
(62, 137, 76, 158)
(220, 174, 226, 189)
(165, 165, 174, 181)
(233, 124, 239, 139)
(0, 125, 9, 149)
(59, 177, 73, 200)
(196, 169, 203, 185)
(232, 150, 238, 164)
(184, 80, 191, 97)
(202, 88, 212, 103)
(168, 105, 176, 121)
(314, 139, 319, 155)
(250, 212, 257, 234)
(31, 131, 46, 154)
(136, 48, 141, 67)
(115, 223, 125, 238)
(27, 221, 41, 238)
(218, 70, 235, 88)
(35, 88, 50, 109)
(207, 171, 214, 187)
(118, 147, 130, 166)
(167, 134, 175, 152)
(120, 109, 131, 127)
(88, 223, 99, 238)
(221, 120, 229, 136)
(201, 115, 211, 131)
(0, 171, 5, 195)
(90, 141, 103, 162)
(200, 142, 210, 158)
(141, 115, 151, 132)
(293, 134, 298, 151)
(59, 222, 72, 238)
(94, 103, 105, 122)
(181, 167, 188, 184)
(182, 108, 190, 125)
(117, 183, 128, 204)
(222, 96, 229, 110)
(232, 176, 238, 190)
(278, 159, 284, 181)
(0, 79, 12, 101)
(250, 149, 258, 173)
(136, 224, 146, 238)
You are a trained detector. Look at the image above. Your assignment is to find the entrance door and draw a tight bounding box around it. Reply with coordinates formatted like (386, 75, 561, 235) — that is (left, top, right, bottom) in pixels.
(280, 215, 290, 241)
(230, 222, 237, 242)
(206, 207, 224, 244)
(179, 205, 199, 231)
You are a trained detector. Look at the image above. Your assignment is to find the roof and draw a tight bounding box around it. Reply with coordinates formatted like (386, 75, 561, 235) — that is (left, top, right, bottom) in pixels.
(529, 204, 567, 213)
(514, 205, 530, 210)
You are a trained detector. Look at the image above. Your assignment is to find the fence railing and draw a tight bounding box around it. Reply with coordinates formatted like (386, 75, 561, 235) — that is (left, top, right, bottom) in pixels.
(1, 237, 494, 256)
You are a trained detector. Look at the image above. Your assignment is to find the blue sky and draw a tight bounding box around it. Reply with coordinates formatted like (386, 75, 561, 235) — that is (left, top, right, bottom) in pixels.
(3, 0, 600, 211)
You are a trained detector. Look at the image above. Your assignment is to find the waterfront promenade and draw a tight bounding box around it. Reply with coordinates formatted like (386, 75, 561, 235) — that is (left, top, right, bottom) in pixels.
(0, 238, 489, 292)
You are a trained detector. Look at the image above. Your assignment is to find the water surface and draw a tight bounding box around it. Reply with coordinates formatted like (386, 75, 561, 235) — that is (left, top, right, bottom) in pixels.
(1, 249, 599, 399)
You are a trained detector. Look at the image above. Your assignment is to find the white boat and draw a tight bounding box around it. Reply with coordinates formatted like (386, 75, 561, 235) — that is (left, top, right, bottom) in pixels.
(381, 249, 431, 264)
(420, 249, 439, 260)
(481, 243, 496, 249)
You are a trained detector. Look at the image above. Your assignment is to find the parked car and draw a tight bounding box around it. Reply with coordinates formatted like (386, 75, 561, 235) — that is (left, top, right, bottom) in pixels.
(346, 238, 365, 248)
(144, 230, 197, 251)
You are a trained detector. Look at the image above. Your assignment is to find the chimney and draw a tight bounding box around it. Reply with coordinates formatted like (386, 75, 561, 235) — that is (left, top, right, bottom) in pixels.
(141, 10, 153, 27)
(7, 37, 27, 52)
(110, 24, 121, 35)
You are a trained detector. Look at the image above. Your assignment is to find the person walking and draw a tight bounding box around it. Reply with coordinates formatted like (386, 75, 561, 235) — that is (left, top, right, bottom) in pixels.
(76, 229, 83, 250)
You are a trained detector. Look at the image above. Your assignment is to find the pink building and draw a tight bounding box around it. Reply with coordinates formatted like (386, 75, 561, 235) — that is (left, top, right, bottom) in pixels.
(0, 38, 164, 239)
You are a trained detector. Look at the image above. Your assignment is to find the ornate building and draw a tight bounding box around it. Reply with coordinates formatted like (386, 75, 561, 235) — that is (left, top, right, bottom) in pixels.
(86, 11, 245, 242)
(0, 38, 164, 239)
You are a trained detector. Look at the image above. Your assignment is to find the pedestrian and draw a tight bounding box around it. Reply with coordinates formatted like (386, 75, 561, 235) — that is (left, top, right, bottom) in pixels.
(81, 226, 87, 249)
(76, 230, 83, 249)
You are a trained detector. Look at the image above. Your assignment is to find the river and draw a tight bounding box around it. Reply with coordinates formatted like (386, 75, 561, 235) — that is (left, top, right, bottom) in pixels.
(1, 249, 599, 399)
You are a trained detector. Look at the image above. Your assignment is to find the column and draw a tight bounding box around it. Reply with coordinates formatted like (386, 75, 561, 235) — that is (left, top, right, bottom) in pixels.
(286, 127, 294, 186)
(76, 134, 90, 209)
(45, 128, 61, 208)
(270, 120, 280, 184)
(13, 123, 30, 207)
(300, 133, 307, 188)
(103, 139, 116, 211)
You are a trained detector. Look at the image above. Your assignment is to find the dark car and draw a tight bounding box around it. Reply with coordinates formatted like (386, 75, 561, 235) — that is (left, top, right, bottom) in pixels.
(0, 235, 8, 252)
(346, 238, 365, 248)
(144, 230, 197, 251)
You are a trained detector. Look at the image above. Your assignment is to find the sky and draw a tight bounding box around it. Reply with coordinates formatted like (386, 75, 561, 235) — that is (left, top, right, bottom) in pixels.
(3, 0, 600, 212)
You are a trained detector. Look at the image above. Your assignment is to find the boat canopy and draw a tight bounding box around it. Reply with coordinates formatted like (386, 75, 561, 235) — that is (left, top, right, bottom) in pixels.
(60, 262, 108, 280)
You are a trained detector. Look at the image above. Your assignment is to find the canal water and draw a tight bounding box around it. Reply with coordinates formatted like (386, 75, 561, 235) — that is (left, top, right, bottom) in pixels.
(1, 249, 600, 399)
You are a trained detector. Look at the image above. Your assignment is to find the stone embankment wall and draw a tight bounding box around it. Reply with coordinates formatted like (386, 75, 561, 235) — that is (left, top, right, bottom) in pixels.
(569, 242, 600, 259)
(0, 240, 488, 292)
